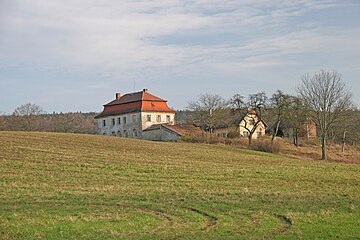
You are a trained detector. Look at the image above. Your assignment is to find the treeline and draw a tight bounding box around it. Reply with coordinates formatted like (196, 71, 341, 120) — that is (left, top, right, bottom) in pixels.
(177, 70, 360, 160)
(0, 103, 96, 134)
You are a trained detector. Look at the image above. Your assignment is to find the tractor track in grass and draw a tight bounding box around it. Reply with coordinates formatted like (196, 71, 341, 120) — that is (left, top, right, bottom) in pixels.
(274, 214, 292, 233)
(4, 201, 175, 233)
(3, 201, 221, 238)
(187, 207, 218, 230)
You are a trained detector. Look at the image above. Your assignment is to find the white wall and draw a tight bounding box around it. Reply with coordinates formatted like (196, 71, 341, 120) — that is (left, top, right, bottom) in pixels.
(96, 111, 175, 138)
(96, 112, 142, 138)
(141, 112, 175, 130)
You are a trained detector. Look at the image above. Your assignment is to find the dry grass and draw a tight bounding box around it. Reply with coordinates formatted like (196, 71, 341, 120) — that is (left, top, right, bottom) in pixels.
(0, 131, 359, 239)
(276, 138, 360, 164)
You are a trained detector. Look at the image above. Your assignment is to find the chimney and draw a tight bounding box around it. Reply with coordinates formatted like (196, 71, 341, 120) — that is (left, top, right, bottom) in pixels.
(143, 89, 148, 92)
(115, 92, 121, 100)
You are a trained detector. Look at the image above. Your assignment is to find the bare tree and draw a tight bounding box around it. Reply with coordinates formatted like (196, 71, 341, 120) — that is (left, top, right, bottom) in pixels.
(49, 112, 96, 134)
(297, 70, 353, 160)
(187, 93, 229, 136)
(230, 94, 245, 114)
(287, 96, 309, 147)
(0, 113, 6, 131)
(328, 109, 359, 152)
(240, 92, 267, 146)
(13, 103, 45, 131)
(269, 90, 291, 143)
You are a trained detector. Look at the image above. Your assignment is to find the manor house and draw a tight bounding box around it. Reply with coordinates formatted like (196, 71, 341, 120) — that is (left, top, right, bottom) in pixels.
(95, 89, 176, 138)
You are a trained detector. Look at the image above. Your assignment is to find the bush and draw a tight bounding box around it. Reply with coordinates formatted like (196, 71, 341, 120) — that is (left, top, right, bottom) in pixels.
(250, 138, 281, 153)
(227, 131, 240, 139)
(180, 135, 199, 143)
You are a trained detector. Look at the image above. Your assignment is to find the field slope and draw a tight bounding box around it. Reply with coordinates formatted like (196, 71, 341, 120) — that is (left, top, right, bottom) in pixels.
(0, 131, 359, 239)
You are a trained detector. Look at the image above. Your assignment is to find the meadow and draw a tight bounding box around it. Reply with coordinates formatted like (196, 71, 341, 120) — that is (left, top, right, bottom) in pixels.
(0, 131, 359, 239)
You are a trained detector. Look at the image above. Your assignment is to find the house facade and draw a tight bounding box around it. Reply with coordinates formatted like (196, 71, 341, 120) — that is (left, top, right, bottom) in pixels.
(212, 111, 267, 139)
(95, 89, 176, 138)
(239, 111, 267, 139)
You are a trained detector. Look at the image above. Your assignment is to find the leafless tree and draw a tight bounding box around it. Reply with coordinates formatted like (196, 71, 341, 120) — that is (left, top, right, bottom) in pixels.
(240, 92, 267, 146)
(0, 113, 6, 131)
(297, 70, 353, 160)
(230, 94, 245, 114)
(269, 90, 291, 143)
(328, 109, 359, 152)
(287, 96, 309, 147)
(13, 103, 45, 131)
(187, 93, 229, 136)
(49, 112, 96, 134)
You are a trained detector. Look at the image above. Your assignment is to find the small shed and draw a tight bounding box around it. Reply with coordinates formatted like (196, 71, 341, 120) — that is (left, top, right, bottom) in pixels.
(142, 124, 202, 141)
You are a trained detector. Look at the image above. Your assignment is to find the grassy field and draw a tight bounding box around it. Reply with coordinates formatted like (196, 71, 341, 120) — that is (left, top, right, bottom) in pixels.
(0, 131, 359, 239)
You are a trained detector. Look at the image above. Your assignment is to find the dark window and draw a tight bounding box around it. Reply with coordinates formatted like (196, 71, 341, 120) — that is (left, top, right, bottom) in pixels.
(102, 119, 106, 127)
(156, 115, 161, 122)
(123, 116, 127, 124)
(146, 115, 151, 122)
(166, 115, 170, 123)
(112, 118, 115, 125)
(117, 118, 121, 125)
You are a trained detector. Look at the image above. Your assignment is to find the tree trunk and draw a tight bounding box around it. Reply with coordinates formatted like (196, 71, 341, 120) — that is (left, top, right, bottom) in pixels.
(331, 129, 335, 145)
(271, 120, 280, 143)
(341, 129, 346, 153)
(321, 135, 326, 160)
(293, 128, 299, 147)
(248, 135, 252, 146)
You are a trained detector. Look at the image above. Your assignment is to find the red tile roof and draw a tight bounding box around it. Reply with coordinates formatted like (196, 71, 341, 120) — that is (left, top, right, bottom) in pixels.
(95, 89, 175, 118)
(105, 90, 166, 106)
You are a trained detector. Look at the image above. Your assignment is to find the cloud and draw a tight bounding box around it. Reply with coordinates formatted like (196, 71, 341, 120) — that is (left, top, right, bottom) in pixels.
(0, 0, 360, 112)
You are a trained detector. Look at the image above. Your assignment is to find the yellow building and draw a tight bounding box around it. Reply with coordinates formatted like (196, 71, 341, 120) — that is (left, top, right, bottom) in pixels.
(238, 111, 267, 139)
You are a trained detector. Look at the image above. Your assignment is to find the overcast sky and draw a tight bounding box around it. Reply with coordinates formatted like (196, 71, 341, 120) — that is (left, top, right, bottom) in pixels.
(0, 0, 359, 113)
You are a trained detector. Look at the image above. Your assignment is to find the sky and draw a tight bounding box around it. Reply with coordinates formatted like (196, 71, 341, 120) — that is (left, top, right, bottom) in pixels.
(0, 0, 359, 114)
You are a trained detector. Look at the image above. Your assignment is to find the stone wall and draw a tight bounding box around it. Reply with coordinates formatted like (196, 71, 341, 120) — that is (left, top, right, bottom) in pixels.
(142, 126, 180, 141)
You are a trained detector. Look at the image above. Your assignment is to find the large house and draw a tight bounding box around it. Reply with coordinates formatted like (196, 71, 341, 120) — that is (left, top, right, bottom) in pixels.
(95, 89, 176, 138)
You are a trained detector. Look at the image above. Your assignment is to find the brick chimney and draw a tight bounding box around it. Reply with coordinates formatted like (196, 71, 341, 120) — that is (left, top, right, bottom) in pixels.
(143, 88, 148, 92)
(115, 92, 121, 100)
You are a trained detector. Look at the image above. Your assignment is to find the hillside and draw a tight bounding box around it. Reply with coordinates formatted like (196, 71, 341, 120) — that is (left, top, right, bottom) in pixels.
(0, 132, 359, 239)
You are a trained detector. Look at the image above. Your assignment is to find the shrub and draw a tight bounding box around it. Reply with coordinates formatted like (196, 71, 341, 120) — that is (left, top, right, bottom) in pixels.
(227, 131, 240, 139)
(180, 135, 199, 143)
(250, 138, 281, 153)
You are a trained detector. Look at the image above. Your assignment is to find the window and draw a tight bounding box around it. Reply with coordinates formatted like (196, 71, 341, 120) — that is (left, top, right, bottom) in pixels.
(117, 117, 121, 125)
(146, 114, 151, 122)
(132, 114, 136, 123)
(166, 115, 170, 123)
(156, 115, 161, 122)
(249, 119, 255, 125)
(112, 118, 115, 125)
(243, 131, 249, 137)
(133, 129, 137, 137)
(111, 131, 116, 136)
(102, 119, 106, 127)
(117, 131, 122, 137)
(124, 130, 127, 138)
(123, 116, 127, 124)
